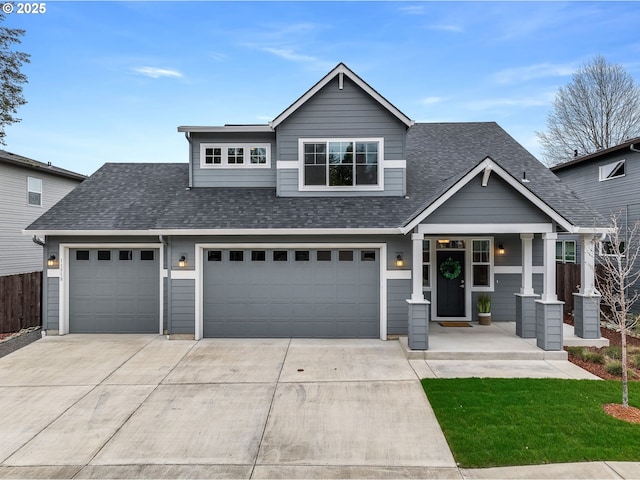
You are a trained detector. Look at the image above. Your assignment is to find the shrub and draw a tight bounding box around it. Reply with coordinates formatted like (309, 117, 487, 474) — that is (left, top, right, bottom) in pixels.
(602, 346, 622, 360)
(566, 346, 585, 359)
(583, 351, 605, 364)
(605, 361, 623, 376)
(631, 354, 640, 369)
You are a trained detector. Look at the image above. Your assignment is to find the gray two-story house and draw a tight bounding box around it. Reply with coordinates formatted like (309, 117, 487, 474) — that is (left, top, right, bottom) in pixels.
(27, 63, 607, 349)
(552, 137, 640, 313)
(0, 151, 85, 277)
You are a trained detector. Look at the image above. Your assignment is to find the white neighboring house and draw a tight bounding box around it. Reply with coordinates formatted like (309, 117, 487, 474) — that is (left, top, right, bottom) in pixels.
(0, 150, 85, 277)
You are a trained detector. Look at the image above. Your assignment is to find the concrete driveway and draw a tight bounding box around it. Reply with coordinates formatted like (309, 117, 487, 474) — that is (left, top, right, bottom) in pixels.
(0, 335, 457, 479)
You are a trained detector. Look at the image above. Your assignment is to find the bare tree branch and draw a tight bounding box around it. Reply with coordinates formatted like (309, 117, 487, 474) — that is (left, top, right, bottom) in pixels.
(537, 56, 640, 166)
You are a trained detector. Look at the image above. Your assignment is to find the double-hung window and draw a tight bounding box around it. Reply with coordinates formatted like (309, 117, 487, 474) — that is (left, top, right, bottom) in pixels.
(200, 143, 270, 168)
(27, 177, 42, 206)
(301, 138, 382, 189)
(471, 239, 491, 288)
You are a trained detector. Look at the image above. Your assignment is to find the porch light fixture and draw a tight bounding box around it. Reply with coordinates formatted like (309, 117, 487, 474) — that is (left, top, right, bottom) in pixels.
(437, 239, 450, 245)
(47, 254, 56, 267)
(395, 254, 404, 267)
(178, 255, 187, 268)
(498, 244, 505, 255)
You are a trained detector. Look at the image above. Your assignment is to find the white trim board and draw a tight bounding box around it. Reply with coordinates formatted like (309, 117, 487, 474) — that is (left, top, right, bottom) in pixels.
(418, 223, 553, 234)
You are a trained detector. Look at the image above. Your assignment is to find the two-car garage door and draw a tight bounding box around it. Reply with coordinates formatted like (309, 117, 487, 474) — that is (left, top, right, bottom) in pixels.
(203, 248, 380, 338)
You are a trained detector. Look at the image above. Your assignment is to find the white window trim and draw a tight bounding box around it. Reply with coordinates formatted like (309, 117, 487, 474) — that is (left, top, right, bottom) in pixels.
(599, 159, 625, 182)
(470, 238, 494, 291)
(298, 137, 385, 191)
(422, 239, 431, 291)
(27, 176, 42, 207)
(200, 143, 271, 169)
(555, 240, 576, 263)
(599, 239, 625, 257)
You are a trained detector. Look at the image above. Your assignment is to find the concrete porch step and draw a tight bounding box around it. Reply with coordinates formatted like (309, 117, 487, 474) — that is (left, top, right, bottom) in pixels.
(397, 337, 568, 361)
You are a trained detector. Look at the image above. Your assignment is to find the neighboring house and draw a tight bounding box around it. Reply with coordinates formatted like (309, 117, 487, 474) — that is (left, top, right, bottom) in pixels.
(27, 63, 607, 350)
(0, 151, 85, 277)
(552, 137, 640, 312)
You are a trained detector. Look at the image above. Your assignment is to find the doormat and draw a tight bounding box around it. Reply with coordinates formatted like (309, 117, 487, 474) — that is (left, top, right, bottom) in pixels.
(438, 322, 472, 327)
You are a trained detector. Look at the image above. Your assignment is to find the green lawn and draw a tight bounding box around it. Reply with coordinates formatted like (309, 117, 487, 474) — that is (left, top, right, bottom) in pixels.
(422, 378, 640, 468)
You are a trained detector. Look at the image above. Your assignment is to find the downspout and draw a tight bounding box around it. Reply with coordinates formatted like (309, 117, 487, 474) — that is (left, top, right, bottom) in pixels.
(31, 235, 45, 247)
(159, 235, 171, 337)
(185, 132, 193, 189)
(630, 143, 640, 153)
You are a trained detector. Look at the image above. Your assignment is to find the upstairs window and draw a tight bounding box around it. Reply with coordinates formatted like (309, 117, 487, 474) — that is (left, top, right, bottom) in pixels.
(27, 177, 42, 206)
(599, 159, 625, 181)
(200, 143, 270, 168)
(301, 138, 381, 189)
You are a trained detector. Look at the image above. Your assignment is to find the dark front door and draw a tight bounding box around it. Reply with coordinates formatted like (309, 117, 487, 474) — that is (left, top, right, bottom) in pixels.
(436, 251, 465, 317)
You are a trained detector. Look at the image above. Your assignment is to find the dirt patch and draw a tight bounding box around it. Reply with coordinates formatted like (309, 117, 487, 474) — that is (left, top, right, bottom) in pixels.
(603, 403, 640, 424)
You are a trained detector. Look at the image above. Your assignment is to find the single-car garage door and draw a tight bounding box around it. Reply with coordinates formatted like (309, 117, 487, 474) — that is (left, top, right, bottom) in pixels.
(203, 248, 379, 338)
(69, 248, 160, 333)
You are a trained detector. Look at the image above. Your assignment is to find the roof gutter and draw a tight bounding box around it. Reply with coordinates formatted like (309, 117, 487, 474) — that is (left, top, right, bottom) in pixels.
(185, 132, 193, 189)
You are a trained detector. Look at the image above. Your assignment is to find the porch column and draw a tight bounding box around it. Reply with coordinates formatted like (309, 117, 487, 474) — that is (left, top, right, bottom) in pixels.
(535, 232, 564, 350)
(515, 233, 538, 338)
(407, 233, 430, 350)
(574, 233, 601, 338)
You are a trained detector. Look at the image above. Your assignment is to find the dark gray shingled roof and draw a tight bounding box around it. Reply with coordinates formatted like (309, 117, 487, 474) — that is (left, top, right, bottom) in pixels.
(27, 122, 602, 232)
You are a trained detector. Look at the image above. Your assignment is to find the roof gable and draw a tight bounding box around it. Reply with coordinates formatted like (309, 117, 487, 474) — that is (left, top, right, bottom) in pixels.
(270, 63, 413, 129)
(402, 157, 575, 233)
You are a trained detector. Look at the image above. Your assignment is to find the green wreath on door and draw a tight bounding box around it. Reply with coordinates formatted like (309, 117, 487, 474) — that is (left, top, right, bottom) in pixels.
(439, 256, 462, 280)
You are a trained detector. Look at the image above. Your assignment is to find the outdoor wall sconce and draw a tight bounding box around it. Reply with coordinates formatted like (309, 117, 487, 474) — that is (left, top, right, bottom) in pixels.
(47, 254, 57, 267)
(178, 255, 187, 268)
(437, 239, 450, 245)
(498, 244, 505, 255)
(395, 254, 404, 267)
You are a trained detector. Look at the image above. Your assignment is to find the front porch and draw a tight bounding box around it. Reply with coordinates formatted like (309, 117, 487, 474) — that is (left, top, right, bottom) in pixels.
(400, 322, 608, 360)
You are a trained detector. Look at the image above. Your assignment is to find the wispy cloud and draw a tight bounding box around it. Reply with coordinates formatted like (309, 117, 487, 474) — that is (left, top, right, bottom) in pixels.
(261, 48, 319, 64)
(465, 91, 556, 111)
(399, 5, 425, 15)
(427, 24, 463, 33)
(132, 66, 183, 79)
(492, 63, 575, 85)
(421, 96, 444, 106)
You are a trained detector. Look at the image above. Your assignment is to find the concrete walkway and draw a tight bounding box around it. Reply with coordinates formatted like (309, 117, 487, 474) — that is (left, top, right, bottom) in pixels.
(0, 334, 637, 479)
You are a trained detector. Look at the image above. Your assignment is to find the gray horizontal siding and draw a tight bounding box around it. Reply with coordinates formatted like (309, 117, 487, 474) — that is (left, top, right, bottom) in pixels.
(0, 164, 81, 276)
(170, 279, 195, 335)
(276, 76, 407, 197)
(45, 277, 59, 331)
(423, 174, 551, 225)
(190, 132, 277, 188)
(387, 279, 410, 335)
(277, 167, 406, 197)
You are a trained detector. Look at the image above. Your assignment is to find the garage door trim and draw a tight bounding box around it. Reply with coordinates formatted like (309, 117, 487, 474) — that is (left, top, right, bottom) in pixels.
(58, 243, 165, 335)
(194, 242, 387, 340)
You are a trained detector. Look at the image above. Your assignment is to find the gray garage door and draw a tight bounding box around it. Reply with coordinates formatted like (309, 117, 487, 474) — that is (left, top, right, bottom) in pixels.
(69, 248, 160, 333)
(203, 248, 379, 338)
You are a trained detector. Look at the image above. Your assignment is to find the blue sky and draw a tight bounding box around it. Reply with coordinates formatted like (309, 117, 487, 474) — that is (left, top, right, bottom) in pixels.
(4, 1, 640, 176)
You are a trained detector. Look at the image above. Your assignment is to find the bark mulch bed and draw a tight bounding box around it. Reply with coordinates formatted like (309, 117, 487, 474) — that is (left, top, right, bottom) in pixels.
(564, 316, 640, 424)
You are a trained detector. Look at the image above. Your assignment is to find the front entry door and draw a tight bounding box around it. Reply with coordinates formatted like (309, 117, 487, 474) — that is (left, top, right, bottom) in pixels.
(436, 251, 465, 317)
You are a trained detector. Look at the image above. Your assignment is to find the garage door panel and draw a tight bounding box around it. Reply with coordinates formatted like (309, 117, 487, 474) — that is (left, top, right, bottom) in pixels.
(69, 248, 159, 334)
(203, 248, 379, 338)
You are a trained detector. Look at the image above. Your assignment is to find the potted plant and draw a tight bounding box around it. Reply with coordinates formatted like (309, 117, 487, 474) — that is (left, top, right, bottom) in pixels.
(477, 294, 491, 325)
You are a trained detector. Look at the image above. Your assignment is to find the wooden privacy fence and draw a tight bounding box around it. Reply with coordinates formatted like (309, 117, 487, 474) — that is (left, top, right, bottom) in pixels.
(556, 263, 581, 315)
(0, 271, 42, 333)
